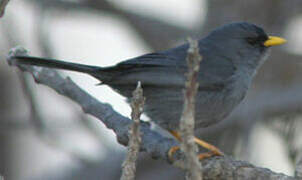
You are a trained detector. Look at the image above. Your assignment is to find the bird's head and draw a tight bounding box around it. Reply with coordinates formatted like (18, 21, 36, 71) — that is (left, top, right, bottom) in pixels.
(203, 22, 286, 73)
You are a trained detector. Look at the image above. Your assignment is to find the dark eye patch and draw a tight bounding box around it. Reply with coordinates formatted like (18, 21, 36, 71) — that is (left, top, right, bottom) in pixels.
(246, 35, 268, 46)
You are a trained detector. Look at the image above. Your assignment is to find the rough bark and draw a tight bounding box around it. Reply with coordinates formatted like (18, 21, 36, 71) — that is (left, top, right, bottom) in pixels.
(121, 82, 145, 180)
(179, 38, 202, 180)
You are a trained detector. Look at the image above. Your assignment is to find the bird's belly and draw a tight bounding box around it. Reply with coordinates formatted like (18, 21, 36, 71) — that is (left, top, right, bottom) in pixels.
(143, 85, 247, 131)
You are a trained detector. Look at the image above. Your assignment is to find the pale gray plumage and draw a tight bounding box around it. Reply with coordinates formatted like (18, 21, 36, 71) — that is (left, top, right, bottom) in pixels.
(11, 22, 275, 131)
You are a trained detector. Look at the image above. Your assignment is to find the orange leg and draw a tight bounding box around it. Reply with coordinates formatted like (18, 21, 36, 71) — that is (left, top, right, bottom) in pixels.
(168, 146, 180, 160)
(194, 137, 223, 156)
(168, 130, 223, 161)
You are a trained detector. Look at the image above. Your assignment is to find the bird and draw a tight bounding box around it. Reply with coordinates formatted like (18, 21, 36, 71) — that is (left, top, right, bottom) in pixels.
(10, 22, 286, 160)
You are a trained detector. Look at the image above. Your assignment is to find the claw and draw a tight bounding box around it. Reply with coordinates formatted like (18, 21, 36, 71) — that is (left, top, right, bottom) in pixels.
(168, 130, 224, 162)
(194, 137, 224, 156)
(198, 151, 218, 160)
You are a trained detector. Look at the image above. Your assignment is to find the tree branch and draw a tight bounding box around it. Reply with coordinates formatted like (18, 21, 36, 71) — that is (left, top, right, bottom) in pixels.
(121, 82, 145, 180)
(179, 38, 202, 179)
(6, 46, 296, 180)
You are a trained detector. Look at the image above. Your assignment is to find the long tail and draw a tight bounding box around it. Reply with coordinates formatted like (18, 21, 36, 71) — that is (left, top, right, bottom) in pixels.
(11, 55, 101, 74)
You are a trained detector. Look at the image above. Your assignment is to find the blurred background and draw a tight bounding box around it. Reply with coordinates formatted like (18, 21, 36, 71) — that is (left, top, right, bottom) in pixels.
(1, 0, 302, 179)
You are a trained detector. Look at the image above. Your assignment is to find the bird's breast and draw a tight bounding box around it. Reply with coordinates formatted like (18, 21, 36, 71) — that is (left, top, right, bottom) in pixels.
(195, 72, 251, 128)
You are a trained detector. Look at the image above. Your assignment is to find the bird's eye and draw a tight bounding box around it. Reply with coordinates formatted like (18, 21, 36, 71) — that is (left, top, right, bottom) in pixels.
(246, 37, 258, 45)
(246, 35, 268, 46)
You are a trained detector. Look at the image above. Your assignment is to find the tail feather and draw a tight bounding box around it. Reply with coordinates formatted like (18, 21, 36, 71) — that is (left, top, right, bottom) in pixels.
(12, 56, 101, 74)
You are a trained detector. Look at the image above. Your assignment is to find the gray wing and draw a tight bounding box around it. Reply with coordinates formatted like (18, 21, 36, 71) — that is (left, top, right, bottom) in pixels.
(96, 45, 235, 92)
(95, 52, 185, 87)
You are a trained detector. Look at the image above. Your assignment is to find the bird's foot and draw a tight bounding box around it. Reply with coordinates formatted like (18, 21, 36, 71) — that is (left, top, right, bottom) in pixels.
(168, 146, 180, 161)
(194, 137, 224, 156)
(198, 151, 221, 160)
(167, 130, 224, 161)
(168, 146, 223, 162)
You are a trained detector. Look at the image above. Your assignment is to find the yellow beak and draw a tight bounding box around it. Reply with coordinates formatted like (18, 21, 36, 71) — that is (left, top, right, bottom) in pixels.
(264, 36, 287, 47)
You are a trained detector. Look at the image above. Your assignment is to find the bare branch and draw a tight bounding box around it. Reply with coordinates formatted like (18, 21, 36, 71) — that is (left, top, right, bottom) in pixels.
(121, 82, 145, 180)
(179, 38, 202, 180)
(6, 46, 296, 180)
(0, 0, 9, 18)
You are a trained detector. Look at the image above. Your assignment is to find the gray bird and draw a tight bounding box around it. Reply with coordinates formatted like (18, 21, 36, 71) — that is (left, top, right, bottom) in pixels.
(11, 22, 286, 158)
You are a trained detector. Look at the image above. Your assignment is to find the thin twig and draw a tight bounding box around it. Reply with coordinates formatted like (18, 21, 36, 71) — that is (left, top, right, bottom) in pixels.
(179, 38, 202, 180)
(121, 82, 145, 180)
